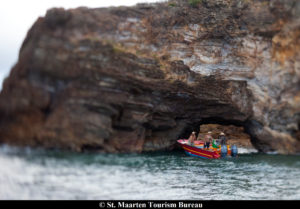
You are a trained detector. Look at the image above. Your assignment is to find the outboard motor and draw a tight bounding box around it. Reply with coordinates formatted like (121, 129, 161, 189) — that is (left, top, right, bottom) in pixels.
(231, 145, 238, 157)
(220, 145, 228, 158)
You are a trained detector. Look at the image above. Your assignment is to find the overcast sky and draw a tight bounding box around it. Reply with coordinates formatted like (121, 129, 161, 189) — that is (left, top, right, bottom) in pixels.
(0, 0, 160, 89)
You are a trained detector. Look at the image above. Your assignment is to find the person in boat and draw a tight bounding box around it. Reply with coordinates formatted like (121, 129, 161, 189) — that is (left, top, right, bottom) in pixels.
(204, 131, 213, 149)
(188, 131, 196, 145)
(218, 132, 227, 145)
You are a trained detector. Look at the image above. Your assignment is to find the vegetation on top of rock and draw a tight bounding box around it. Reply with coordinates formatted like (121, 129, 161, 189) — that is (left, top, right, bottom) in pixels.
(168, 2, 177, 7)
(188, 0, 202, 8)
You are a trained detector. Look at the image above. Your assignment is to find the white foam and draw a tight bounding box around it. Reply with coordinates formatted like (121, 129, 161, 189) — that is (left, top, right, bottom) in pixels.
(238, 147, 258, 154)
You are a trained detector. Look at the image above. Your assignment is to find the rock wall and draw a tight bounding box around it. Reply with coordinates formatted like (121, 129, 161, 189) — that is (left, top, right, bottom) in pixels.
(0, 0, 299, 153)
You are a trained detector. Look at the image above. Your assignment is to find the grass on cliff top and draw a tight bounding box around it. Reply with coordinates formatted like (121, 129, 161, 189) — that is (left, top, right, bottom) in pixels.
(168, 0, 202, 8)
(188, 0, 202, 8)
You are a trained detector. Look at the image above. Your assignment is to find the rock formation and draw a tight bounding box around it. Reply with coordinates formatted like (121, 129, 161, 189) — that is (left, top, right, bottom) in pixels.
(0, 0, 299, 153)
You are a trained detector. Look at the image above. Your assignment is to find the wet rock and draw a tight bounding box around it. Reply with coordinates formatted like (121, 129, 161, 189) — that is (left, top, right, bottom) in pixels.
(0, 0, 299, 154)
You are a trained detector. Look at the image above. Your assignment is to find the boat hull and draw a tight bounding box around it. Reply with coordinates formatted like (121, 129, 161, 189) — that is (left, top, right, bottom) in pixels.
(177, 139, 221, 159)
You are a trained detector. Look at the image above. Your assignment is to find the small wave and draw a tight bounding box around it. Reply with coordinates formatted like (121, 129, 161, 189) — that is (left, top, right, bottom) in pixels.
(266, 151, 279, 155)
(0, 144, 39, 156)
(238, 147, 258, 154)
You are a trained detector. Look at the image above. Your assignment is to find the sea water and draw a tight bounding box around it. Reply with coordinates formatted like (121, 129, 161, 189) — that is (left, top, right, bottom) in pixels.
(0, 145, 299, 200)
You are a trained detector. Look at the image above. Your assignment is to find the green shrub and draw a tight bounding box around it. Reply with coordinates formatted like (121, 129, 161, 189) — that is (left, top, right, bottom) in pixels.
(188, 0, 202, 7)
(168, 2, 176, 7)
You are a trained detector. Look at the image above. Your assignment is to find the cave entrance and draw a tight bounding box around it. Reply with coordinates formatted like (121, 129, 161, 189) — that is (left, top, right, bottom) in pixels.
(177, 117, 254, 149)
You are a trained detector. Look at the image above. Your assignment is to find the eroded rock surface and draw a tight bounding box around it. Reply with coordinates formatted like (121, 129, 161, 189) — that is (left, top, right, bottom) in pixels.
(0, 0, 299, 153)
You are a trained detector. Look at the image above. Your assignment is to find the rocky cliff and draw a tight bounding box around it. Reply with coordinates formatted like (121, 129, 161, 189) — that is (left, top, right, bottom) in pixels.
(0, 0, 299, 153)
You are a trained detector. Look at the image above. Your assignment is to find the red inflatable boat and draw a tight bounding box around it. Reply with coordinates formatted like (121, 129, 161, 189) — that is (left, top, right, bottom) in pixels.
(177, 139, 237, 159)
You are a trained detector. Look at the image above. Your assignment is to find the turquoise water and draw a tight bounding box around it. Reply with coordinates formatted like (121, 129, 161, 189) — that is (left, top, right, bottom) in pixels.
(0, 145, 299, 200)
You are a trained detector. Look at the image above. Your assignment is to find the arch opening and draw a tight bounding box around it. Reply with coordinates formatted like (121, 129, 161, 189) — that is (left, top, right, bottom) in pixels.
(176, 117, 255, 151)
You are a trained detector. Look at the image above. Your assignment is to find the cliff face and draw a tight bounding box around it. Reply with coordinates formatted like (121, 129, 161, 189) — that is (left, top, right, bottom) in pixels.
(0, 0, 299, 153)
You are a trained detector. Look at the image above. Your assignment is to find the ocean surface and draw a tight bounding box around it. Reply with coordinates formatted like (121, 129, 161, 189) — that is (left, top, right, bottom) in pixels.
(0, 145, 299, 200)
